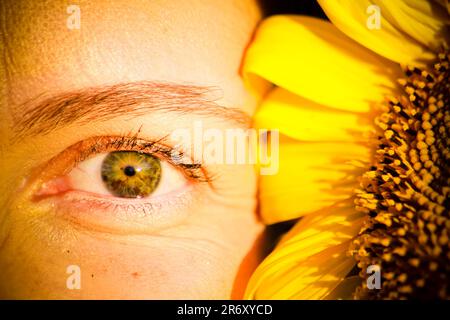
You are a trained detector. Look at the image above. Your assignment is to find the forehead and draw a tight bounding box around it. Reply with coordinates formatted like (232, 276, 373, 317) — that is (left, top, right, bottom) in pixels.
(0, 0, 260, 110)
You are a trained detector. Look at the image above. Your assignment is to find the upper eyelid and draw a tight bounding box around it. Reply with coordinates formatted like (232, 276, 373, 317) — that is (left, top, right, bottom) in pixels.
(74, 135, 212, 183)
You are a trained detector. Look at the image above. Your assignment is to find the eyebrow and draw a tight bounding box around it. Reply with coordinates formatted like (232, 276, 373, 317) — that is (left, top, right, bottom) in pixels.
(11, 81, 250, 139)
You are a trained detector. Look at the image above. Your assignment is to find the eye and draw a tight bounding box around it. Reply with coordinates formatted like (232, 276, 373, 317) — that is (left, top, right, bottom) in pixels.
(31, 136, 211, 234)
(68, 151, 186, 199)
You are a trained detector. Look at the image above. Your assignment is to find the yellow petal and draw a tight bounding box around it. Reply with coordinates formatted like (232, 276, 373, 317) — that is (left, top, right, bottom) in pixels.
(254, 87, 374, 142)
(243, 15, 401, 113)
(317, 0, 446, 65)
(245, 201, 366, 299)
(259, 135, 370, 224)
(378, 0, 449, 52)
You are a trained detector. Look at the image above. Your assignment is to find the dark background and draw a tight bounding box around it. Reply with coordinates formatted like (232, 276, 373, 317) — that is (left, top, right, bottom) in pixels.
(260, 0, 328, 19)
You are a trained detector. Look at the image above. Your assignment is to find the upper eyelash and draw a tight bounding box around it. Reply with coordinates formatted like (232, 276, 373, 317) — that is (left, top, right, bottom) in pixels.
(73, 135, 213, 183)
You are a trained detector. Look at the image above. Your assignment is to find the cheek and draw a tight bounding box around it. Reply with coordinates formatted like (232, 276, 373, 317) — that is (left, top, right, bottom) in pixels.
(68, 236, 237, 299)
(0, 206, 243, 299)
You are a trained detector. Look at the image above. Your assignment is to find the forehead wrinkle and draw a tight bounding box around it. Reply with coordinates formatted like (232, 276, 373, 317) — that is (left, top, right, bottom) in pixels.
(11, 81, 250, 140)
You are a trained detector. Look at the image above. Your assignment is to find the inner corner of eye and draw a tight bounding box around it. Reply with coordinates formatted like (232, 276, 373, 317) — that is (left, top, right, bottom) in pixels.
(34, 175, 72, 199)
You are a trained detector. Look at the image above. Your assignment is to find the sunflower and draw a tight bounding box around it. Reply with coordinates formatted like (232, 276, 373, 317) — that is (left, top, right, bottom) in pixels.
(243, 0, 449, 299)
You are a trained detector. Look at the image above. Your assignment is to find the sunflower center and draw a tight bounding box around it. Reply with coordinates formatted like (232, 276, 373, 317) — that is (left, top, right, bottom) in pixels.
(350, 52, 449, 299)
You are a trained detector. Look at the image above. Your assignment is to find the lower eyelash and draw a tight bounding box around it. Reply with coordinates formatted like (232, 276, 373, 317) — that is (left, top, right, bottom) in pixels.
(78, 188, 193, 218)
(47, 183, 201, 234)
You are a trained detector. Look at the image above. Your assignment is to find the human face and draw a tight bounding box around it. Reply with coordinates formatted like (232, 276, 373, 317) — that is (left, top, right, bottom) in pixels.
(0, 0, 264, 299)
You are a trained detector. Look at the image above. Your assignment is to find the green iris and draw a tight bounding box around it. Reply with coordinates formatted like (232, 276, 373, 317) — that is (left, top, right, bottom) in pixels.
(101, 151, 162, 198)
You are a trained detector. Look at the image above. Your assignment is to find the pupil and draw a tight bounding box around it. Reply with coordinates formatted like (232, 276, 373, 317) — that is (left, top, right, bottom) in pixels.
(123, 165, 136, 177)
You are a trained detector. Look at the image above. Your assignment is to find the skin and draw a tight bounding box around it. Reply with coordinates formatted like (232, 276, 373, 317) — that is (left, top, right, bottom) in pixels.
(0, 0, 265, 299)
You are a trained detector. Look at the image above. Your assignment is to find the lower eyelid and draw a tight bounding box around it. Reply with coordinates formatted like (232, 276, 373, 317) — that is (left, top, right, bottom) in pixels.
(36, 183, 200, 235)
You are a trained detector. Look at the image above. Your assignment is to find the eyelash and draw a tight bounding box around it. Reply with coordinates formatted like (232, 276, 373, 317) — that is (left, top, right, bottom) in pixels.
(72, 135, 212, 183)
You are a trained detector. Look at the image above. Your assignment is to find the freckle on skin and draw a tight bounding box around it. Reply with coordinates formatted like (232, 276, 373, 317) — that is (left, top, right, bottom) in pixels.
(131, 272, 139, 278)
